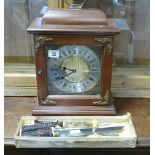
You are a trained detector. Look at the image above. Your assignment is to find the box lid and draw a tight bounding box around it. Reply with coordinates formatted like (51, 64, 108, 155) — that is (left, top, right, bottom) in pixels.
(27, 9, 120, 35)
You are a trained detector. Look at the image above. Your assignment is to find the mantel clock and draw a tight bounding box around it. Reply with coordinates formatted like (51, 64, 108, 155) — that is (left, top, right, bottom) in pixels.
(27, 3, 120, 116)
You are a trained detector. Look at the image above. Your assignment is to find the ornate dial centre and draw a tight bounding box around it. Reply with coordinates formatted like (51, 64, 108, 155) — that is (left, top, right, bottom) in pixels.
(62, 56, 89, 83)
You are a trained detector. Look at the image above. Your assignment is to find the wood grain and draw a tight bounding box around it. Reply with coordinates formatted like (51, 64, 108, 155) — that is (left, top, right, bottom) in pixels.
(32, 104, 116, 116)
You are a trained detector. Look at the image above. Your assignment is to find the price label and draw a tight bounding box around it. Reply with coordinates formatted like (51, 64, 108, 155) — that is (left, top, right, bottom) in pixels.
(48, 50, 59, 58)
(69, 129, 81, 136)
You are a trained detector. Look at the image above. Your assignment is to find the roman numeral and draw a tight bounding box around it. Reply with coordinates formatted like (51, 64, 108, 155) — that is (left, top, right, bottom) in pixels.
(89, 59, 95, 63)
(63, 82, 67, 88)
(55, 76, 61, 81)
(73, 85, 76, 90)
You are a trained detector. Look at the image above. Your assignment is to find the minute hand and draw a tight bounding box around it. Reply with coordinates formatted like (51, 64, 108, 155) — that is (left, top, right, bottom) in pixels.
(58, 70, 76, 80)
(62, 71, 75, 78)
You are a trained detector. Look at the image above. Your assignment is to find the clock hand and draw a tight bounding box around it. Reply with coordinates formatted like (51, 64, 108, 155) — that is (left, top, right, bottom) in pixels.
(62, 71, 75, 78)
(61, 66, 76, 72)
(56, 70, 76, 81)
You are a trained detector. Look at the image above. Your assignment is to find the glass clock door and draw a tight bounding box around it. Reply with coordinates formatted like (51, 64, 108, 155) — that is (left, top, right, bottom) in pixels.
(46, 45, 102, 95)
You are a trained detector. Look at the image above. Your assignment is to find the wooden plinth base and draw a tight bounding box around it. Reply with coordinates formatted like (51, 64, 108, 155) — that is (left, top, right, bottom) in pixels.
(32, 103, 116, 116)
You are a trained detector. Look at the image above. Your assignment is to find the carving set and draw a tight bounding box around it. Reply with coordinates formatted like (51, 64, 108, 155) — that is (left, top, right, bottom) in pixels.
(21, 119, 124, 137)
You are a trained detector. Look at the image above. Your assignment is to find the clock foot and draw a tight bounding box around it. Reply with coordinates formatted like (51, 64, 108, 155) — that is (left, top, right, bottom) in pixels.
(32, 101, 116, 116)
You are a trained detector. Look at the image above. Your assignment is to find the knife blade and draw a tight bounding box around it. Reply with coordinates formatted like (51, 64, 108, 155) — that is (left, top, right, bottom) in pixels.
(53, 126, 124, 137)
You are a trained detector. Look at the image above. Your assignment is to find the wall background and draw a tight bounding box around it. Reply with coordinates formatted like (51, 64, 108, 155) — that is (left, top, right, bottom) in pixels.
(4, 0, 150, 65)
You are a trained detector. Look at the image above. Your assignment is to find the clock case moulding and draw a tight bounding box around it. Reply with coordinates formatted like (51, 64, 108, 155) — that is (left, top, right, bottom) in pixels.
(27, 8, 120, 116)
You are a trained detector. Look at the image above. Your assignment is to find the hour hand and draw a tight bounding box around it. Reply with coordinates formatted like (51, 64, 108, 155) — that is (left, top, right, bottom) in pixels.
(61, 66, 76, 73)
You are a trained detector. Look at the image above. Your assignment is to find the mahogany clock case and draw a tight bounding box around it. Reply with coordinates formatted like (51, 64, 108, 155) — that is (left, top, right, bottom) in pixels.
(27, 9, 120, 116)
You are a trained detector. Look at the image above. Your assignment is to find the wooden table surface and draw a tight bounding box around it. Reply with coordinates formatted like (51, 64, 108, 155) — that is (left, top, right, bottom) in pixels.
(4, 97, 150, 147)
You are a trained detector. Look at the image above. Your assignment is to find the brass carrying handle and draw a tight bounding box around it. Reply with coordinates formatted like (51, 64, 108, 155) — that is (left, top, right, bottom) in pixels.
(65, 0, 87, 8)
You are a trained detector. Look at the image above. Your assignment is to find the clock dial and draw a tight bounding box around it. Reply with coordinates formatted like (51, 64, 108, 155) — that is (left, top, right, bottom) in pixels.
(46, 45, 101, 94)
